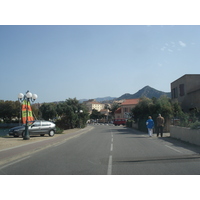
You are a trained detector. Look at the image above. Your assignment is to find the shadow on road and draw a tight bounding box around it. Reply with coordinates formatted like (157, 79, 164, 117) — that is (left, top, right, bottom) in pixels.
(114, 154, 200, 165)
(111, 126, 200, 155)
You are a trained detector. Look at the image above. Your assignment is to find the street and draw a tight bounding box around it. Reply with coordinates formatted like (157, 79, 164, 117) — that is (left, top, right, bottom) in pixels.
(1, 124, 200, 175)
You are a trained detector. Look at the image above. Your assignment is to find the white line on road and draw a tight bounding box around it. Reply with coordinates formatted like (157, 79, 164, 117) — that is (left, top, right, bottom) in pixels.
(110, 143, 113, 151)
(0, 156, 30, 170)
(165, 145, 182, 153)
(107, 155, 112, 175)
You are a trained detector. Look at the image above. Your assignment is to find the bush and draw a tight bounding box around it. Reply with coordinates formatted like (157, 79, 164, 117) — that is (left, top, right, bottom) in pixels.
(126, 120, 134, 128)
(189, 121, 200, 129)
(56, 127, 64, 134)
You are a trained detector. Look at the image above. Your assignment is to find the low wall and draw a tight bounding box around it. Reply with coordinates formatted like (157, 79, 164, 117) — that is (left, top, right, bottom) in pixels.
(170, 125, 200, 146)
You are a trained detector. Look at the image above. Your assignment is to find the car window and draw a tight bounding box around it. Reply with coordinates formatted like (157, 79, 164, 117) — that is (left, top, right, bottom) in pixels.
(42, 122, 51, 126)
(32, 121, 41, 126)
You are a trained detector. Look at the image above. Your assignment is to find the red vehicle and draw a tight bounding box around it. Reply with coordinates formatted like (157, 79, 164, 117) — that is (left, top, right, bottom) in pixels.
(113, 118, 127, 126)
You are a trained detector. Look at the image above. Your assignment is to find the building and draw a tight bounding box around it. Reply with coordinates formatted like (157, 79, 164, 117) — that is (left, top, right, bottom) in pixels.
(84, 100, 105, 113)
(114, 99, 140, 119)
(114, 107, 122, 119)
(171, 74, 200, 112)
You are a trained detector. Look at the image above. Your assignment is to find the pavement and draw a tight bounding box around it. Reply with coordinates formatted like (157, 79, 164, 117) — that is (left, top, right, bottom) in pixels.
(0, 128, 81, 151)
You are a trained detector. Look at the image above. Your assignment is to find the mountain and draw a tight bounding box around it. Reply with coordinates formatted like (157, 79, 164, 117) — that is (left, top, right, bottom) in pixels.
(117, 86, 171, 100)
(95, 96, 117, 102)
(79, 86, 171, 103)
(79, 96, 116, 103)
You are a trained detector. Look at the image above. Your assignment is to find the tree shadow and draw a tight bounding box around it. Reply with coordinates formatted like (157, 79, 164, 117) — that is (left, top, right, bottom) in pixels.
(111, 127, 200, 155)
(114, 154, 200, 165)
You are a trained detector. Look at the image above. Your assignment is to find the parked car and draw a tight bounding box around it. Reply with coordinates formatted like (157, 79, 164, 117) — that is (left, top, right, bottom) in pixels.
(113, 118, 127, 126)
(8, 120, 56, 137)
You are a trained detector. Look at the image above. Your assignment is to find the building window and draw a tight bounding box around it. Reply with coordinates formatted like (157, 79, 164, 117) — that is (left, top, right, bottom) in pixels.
(172, 87, 178, 99)
(179, 84, 185, 96)
(124, 108, 128, 112)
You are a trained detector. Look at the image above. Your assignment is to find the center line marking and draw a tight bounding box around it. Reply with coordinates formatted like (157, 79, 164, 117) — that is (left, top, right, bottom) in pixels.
(110, 143, 113, 151)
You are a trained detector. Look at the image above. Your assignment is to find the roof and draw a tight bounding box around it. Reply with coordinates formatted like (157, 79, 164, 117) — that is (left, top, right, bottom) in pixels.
(121, 99, 140, 106)
(171, 74, 200, 84)
(86, 101, 102, 105)
(115, 108, 121, 114)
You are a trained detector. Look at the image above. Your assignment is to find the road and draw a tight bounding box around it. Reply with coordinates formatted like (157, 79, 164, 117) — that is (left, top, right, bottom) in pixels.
(1, 124, 200, 175)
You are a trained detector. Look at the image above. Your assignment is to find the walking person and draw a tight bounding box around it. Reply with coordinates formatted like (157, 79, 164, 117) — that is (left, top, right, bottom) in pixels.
(146, 116, 154, 137)
(156, 114, 165, 137)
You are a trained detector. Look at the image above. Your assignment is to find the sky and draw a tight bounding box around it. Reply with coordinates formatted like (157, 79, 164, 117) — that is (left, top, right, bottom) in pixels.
(0, 25, 200, 103)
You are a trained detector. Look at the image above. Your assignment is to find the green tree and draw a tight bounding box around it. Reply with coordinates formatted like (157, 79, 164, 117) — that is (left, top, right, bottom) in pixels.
(55, 98, 89, 129)
(90, 109, 104, 120)
(109, 102, 120, 118)
(39, 103, 57, 120)
(132, 96, 174, 131)
(0, 100, 21, 122)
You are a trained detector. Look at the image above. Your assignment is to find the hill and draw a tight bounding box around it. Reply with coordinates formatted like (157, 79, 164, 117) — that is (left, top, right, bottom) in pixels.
(116, 86, 171, 100)
(79, 96, 116, 103)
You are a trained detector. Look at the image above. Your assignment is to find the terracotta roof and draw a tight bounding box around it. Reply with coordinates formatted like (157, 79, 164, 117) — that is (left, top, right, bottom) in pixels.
(115, 108, 121, 114)
(121, 98, 140, 105)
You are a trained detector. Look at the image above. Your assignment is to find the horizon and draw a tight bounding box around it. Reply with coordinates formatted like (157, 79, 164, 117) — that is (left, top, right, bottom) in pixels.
(1, 85, 171, 103)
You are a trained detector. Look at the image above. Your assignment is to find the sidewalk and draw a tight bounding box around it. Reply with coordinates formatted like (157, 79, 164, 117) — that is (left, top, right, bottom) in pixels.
(130, 127, 170, 137)
(0, 128, 82, 151)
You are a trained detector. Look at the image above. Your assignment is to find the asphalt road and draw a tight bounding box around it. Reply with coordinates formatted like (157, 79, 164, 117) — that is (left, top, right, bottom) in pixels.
(1, 124, 200, 175)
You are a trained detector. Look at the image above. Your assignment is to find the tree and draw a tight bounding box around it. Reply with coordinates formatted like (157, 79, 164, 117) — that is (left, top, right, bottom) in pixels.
(55, 98, 89, 129)
(0, 100, 21, 122)
(109, 102, 120, 118)
(39, 103, 57, 120)
(131, 96, 174, 131)
(90, 109, 104, 120)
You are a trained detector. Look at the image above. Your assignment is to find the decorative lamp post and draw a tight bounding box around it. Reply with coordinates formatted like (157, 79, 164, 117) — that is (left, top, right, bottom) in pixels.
(76, 110, 83, 128)
(18, 91, 38, 140)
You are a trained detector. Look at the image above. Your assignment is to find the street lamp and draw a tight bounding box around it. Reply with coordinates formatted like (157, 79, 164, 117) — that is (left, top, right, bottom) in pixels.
(76, 110, 83, 128)
(18, 90, 38, 140)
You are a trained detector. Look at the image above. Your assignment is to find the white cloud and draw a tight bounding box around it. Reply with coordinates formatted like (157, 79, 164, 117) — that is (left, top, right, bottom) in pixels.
(161, 47, 166, 51)
(179, 41, 186, 47)
(168, 49, 173, 52)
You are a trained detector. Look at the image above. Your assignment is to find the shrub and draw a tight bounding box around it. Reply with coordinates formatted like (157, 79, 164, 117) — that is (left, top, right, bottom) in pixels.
(56, 127, 64, 134)
(189, 121, 200, 129)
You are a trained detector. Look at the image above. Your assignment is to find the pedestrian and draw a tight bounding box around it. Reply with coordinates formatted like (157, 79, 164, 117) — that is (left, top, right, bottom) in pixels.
(146, 116, 154, 137)
(156, 114, 165, 137)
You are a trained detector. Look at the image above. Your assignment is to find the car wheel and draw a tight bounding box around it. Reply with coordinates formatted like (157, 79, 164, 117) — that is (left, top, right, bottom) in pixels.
(14, 134, 19, 137)
(49, 130, 55, 137)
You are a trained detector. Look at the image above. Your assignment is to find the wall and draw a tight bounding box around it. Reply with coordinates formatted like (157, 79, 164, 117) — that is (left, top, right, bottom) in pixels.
(171, 74, 200, 111)
(170, 125, 200, 146)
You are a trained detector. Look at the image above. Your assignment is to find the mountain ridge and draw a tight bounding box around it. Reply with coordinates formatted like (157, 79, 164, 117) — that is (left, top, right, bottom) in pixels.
(116, 85, 171, 100)
(79, 86, 171, 102)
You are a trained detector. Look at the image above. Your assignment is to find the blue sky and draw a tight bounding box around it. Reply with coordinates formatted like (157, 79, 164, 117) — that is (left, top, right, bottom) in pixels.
(0, 25, 200, 103)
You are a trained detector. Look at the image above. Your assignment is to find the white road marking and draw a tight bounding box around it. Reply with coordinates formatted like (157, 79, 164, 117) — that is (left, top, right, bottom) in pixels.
(110, 143, 113, 151)
(107, 155, 112, 175)
(165, 145, 182, 153)
(0, 156, 30, 170)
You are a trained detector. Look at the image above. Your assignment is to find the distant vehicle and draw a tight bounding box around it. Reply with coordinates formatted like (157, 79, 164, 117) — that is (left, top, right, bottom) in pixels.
(8, 120, 56, 137)
(113, 118, 127, 126)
